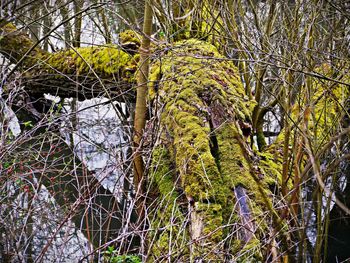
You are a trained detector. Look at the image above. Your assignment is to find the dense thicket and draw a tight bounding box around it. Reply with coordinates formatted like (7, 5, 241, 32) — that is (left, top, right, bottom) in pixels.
(1, 1, 350, 262)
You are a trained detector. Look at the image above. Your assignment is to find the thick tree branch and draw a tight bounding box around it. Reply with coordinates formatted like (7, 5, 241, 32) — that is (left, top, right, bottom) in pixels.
(0, 23, 138, 101)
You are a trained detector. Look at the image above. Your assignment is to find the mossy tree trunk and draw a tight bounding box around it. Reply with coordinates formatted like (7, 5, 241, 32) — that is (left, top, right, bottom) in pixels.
(145, 42, 349, 261)
(1, 22, 349, 261)
(146, 40, 285, 261)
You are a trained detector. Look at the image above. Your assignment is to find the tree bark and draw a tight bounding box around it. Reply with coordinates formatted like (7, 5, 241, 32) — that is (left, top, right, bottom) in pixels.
(133, 0, 153, 218)
(0, 23, 138, 101)
(146, 39, 282, 261)
(1, 20, 349, 261)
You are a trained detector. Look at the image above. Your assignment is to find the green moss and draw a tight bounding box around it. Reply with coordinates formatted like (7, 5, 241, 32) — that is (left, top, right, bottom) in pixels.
(151, 146, 177, 200)
(172, 1, 226, 52)
(263, 66, 350, 179)
(258, 64, 350, 253)
(43, 45, 135, 81)
(148, 39, 270, 260)
(309, 81, 348, 146)
(0, 22, 46, 67)
(194, 202, 223, 238)
(215, 121, 272, 256)
(148, 145, 189, 261)
(258, 151, 283, 185)
(119, 30, 141, 47)
(235, 238, 263, 262)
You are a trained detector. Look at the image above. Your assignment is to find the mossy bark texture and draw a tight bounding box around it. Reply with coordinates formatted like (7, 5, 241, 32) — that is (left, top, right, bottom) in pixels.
(146, 42, 349, 261)
(0, 23, 139, 100)
(2, 22, 349, 261)
(147, 40, 277, 261)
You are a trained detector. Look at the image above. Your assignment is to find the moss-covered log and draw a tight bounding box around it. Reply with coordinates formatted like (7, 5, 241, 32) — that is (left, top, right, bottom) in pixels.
(145, 37, 350, 261)
(146, 40, 280, 262)
(0, 23, 139, 101)
(2, 19, 350, 261)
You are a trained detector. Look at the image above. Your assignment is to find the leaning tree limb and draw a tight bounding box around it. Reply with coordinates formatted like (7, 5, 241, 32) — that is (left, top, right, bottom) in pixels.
(146, 39, 281, 262)
(0, 23, 140, 101)
(145, 38, 350, 262)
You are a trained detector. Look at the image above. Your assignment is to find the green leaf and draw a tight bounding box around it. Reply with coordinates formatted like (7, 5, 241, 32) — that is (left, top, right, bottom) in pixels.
(108, 246, 115, 253)
(23, 121, 33, 128)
